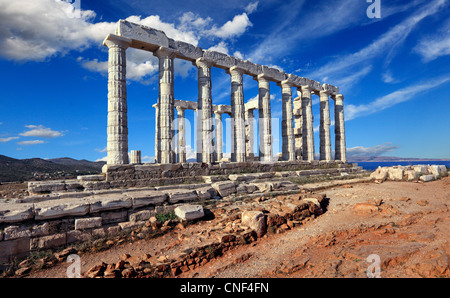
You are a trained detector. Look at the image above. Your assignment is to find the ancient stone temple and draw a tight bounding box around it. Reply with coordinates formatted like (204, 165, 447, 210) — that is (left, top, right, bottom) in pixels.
(103, 20, 347, 166)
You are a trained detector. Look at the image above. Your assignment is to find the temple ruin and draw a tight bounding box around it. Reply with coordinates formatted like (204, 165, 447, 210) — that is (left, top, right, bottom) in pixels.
(103, 20, 347, 167)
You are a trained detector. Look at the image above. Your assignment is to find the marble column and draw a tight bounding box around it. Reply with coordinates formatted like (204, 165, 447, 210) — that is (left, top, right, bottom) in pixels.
(293, 93, 303, 160)
(280, 80, 295, 161)
(195, 58, 215, 164)
(176, 106, 186, 163)
(334, 94, 347, 162)
(214, 111, 223, 161)
(319, 90, 332, 161)
(152, 103, 160, 163)
(245, 109, 255, 160)
(154, 47, 176, 164)
(229, 66, 246, 162)
(130, 150, 141, 164)
(103, 34, 132, 165)
(256, 74, 273, 162)
(301, 85, 315, 161)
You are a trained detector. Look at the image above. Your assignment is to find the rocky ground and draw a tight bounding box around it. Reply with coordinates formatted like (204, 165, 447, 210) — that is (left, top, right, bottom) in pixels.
(17, 176, 450, 278)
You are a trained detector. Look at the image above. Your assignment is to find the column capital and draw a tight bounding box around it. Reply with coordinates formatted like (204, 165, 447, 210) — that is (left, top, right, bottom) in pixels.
(319, 90, 330, 102)
(301, 85, 311, 92)
(194, 57, 214, 68)
(226, 65, 246, 75)
(103, 34, 132, 49)
(154, 46, 176, 59)
(278, 80, 294, 88)
(176, 106, 186, 114)
(254, 73, 272, 82)
(335, 94, 344, 101)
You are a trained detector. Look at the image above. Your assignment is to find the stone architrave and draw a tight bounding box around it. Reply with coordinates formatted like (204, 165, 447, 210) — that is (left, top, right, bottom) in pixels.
(214, 111, 223, 161)
(301, 85, 315, 161)
(154, 47, 176, 164)
(195, 58, 215, 164)
(280, 80, 295, 161)
(256, 74, 273, 162)
(319, 90, 332, 161)
(103, 34, 132, 165)
(334, 94, 347, 162)
(176, 106, 186, 163)
(229, 66, 246, 162)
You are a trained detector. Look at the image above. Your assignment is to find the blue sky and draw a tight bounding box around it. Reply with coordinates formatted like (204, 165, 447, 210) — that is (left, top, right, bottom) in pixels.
(0, 0, 449, 162)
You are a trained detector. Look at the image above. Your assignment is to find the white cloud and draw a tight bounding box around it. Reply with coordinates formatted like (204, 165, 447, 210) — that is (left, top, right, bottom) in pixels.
(208, 13, 252, 39)
(17, 140, 45, 145)
(208, 41, 229, 55)
(19, 125, 64, 138)
(307, 0, 446, 85)
(345, 76, 450, 121)
(95, 147, 107, 153)
(95, 156, 107, 162)
(347, 143, 400, 157)
(245, 2, 259, 14)
(0, 136, 19, 142)
(413, 18, 450, 62)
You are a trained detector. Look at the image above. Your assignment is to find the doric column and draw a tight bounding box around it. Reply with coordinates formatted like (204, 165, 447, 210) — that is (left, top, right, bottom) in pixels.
(228, 66, 246, 162)
(245, 109, 255, 159)
(176, 106, 186, 163)
(130, 150, 141, 164)
(334, 94, 347, 162)
(301, 85, 315, 161)
(152, 103, 160, 163)
(214, 111, 223, 161)
(280, 80, 295, 161)
(319, 90, 332, 161)
(256, 74, 273, 162)
(195, 58, 215, 164)
(154, 47, 176, 164)
(293, 93, 303, 160)
(103, 34, 132, 165)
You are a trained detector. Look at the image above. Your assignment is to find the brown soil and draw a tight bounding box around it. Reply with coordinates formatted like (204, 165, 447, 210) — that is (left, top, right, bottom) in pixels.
(27, 177, 450, 278)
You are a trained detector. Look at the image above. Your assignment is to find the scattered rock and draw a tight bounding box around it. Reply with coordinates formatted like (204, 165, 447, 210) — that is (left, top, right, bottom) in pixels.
(174, 205, 204, 221)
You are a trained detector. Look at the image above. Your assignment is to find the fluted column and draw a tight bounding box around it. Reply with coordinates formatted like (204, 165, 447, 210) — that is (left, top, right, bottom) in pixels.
(154, 47, 176, 164)
(245, 109, 255, 159)
(103, 34, 132, 165)
(280, 80, 295, 161)
(229, 66, 246, 162)
(214, 111, 223, 161)
(152, 103, 160, 163)
(319, 90, 332, 161)
(334, 94, 347, 162)
(256, 74, 273, 162)
(301, 85, 315, 161)
(195, 58, 215, 164)
(176, 106, 186, 163)
(293, 94, 303, 160)
(130, 150, 141, 164)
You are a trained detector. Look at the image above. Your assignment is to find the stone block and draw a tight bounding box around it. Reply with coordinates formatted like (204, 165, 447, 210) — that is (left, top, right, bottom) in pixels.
(202, 50, 237, 69)
(0, 238, 30, 261)
(388, 168, 404, 181)
(261, 65, 286, 82)
(0, 203, 34, 223)
(88, 194, 132, 213)
(168, 189, 198, 203)
(420, 175, 435, 182)
(241, 211, 266, 237)
(100, 209, 128, 224)
(173, 40, 203, 61)
(195, 187, 218, 199)
(34, 198, 90, 220)
(117, 20, 169, 50)
(211, 181, 236, 197)
(174, 205, 204, 221)
(77, 175, 105, 182)
(322, 83, 339, 95)
(75, 217, 102, 230)
(4, 225, 31, 241)
(28, 181, 66, 194)
(30, 233, 66, 250)
(125, 190, 167, 208)
(129, 210, 153, 222)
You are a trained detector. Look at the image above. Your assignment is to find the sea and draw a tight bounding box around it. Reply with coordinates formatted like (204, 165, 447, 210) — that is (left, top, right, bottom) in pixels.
(354, 161, 450, 171)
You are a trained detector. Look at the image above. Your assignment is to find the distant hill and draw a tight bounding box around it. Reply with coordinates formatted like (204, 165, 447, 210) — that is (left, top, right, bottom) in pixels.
(0, 155, 105, 182)
(348, 156, 450, 162)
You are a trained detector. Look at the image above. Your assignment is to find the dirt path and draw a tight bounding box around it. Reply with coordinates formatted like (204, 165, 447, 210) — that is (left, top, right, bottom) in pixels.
(27, 177, 450, 278)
